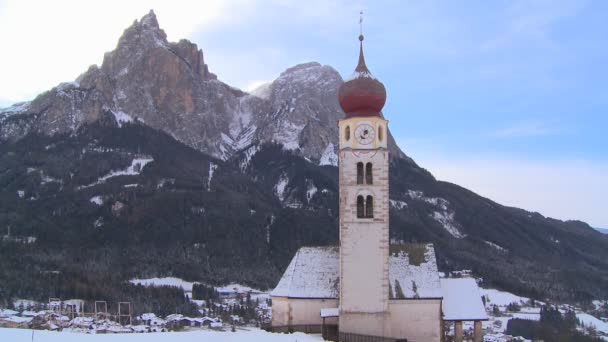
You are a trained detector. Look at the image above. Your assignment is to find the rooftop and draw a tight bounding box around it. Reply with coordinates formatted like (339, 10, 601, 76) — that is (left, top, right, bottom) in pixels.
(440, 278, 489, 321)
(271, 244, 442, 299)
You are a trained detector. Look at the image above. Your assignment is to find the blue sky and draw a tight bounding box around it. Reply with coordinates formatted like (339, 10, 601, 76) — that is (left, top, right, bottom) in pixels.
(0, 0, 606, 226)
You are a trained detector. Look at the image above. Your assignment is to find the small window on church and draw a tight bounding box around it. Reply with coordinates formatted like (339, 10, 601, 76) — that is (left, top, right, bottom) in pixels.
(378, 125, 383, 141)
(366, 163, 373, 184)
(356, 162, 364, 184)
(366, 195, 374, 218)
(345, 126, 351, 141)
(357, 195, 365, 218)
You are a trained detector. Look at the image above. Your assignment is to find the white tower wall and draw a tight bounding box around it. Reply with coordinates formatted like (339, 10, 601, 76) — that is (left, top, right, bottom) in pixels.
(338, 116, 390, 337)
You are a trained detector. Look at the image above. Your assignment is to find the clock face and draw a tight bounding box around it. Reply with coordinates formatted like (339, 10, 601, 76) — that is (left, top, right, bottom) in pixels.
(355, 124, 375, 145)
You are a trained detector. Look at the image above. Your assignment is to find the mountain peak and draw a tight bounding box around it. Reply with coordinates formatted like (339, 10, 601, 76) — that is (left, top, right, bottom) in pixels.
(281, 62, 323, 76)
(115, 10, 168, 53)
(140, 9, 159, 30)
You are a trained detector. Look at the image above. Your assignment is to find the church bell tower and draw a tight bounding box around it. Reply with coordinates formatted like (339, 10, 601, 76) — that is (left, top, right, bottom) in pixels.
(338, 32, 390, 337)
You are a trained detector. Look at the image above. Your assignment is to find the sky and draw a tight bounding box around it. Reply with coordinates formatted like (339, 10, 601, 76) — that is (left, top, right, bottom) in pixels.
(0, 0, 606, 227)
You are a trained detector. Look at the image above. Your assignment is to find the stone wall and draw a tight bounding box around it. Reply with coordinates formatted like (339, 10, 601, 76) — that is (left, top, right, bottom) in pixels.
(271, 297, 338, 328)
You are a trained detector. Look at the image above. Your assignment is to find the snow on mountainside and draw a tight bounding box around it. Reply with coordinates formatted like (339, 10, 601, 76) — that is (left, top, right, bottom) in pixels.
(2, 9, 608, 306)
(0, 10, 407, 164)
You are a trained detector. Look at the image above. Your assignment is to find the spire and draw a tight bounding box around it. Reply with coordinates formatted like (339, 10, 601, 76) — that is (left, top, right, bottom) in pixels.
(356, 11, 369, 73)
(356, 35, 368, 73)
(337, 11, 387, 118)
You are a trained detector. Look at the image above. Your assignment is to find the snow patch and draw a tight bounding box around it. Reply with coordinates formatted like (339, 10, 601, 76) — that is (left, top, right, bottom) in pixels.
(577, 312, 608, 334)
(17, 190, 25, 198)
(90, 196, 103, 206)
(390, 199, 408, 210)
(80, 157, 153, 189)
(485, 240, 507, 252)
(319, 143, 338, 166)
(40, 172, 61, 185)
(93, 217, 104, 228)
(99, 158, 153, 182)
(274, 121, 303, 151)
(345, 69, 378, 81)
(207, 162, 218, 191)
(431, 211, 465, 239)
(480, 288, 530, 307)
(274, 174, 289, 202)
(306, 180, 317, 202)
(406, 190, 464, 238)
(239, 145, 259, 172)
(112, 110, 133, 127)
(130, 277, 198, 292)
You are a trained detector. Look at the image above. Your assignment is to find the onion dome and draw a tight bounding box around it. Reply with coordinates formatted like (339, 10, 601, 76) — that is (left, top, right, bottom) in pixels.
(338, 34, 386, 117)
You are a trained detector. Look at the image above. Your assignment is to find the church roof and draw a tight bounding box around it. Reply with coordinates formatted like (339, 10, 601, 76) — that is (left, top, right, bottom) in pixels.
(271, 246, 340, 298)
(270, 244, 442, 299)
(440, 278, 489, 321)
(388, 244, 443, 299)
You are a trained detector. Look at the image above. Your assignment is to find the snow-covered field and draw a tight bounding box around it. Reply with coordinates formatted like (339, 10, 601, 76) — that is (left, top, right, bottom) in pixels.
(129, 277, 198, 292)
(0, 327, 323, 342)
(129, 277, 264, 295)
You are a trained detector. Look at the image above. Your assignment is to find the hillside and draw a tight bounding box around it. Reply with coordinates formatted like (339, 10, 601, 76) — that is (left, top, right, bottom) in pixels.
(1, 11, 608, 306)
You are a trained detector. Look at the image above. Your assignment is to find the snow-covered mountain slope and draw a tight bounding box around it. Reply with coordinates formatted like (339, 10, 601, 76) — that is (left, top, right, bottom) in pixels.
(2, 10, 608, 305)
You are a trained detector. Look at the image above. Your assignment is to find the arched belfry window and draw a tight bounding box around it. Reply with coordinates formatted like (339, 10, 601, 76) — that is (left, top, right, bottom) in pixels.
(378, 125, 384, 142)
(357, 195, 365, 218)
(345, 126, 351, 141)
(366, 163, 373, 184)
(356, 162, 364, 184)
(366, 195, 374, 218)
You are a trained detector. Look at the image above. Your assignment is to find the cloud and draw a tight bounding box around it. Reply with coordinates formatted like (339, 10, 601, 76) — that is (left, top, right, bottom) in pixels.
(480, 0, 586, 51)
(492, 119, 563, 138)
(0, 0, 252, 105)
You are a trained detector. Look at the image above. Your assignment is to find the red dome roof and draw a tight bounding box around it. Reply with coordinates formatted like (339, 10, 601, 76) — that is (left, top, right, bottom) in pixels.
(338, 35, 386, 117)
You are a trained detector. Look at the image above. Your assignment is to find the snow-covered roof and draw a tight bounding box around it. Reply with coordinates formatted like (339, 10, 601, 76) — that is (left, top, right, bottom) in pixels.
(271, 246, 340, 298)
(271, 244, 442, 299)
(4, 316, 32, 323)
(139, 313, 157, 320)
(71, 316, 95, 326)
(440, 278, 489, 321)
(165, 314, 184, 322)
(0, 309, 19, 317)
(389, 244, 443, 299)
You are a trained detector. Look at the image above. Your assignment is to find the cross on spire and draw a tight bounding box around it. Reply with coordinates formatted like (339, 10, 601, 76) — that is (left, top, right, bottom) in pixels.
(359, 11, 364, 36)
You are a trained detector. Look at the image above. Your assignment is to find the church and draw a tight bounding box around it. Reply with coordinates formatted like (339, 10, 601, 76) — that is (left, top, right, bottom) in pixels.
(270, 33, 488, 342)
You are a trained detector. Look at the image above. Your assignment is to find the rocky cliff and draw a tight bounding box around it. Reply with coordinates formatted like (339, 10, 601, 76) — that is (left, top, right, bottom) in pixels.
(0, 10, 406, 163)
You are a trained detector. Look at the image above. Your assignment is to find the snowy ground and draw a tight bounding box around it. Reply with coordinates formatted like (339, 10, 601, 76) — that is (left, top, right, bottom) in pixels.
(0, 327, 323, 342)
(477, 287, 608, 341)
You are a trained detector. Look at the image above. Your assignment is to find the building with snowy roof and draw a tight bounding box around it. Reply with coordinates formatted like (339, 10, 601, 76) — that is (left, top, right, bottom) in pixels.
(270, 30, 487, 342)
